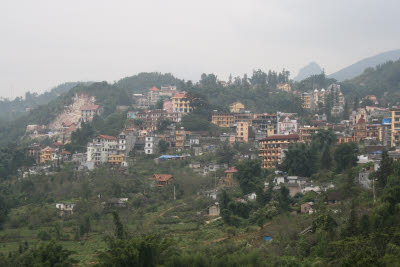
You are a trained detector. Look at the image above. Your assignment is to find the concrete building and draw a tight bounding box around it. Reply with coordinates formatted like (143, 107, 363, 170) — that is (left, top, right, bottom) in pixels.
(172, 93, 192, 113)
(87, 135, 118, 165)
(236, 122, 250, 142)
(390, 108, 400, 148)
(301, 92, 312, 109)
(212, 113, 234, 128)
(276, 83, 291, 92)
(277, 112, 298, 135)
(259, 134, 299, 168)
(145, 136, 159, 155)
(80, 105, 102, 122)
(229, 102, 245, 113)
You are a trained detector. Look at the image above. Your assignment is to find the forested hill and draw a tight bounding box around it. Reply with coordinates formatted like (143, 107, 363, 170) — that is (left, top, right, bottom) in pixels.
(329, 49, 400, 81)
(0, 82, 92, 121)
(340, 58, 400, 101)
(117, 72, 184, 94)
(0, 82, 130, 146)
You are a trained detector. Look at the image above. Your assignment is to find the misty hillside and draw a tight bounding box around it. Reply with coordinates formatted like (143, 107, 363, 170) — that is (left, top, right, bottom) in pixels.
(0, 82, 92, 121)
(117, 72, 183, 94)
(293, 62, 323, 81)
(329, 49, 400, 81)
(341, 58, 400, 99)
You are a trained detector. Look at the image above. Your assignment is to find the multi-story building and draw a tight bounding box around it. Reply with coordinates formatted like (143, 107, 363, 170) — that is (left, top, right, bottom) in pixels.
(108, 155, 126, 167)
(298, 126, 321, 142)
(380, 118, 392, 147)
(259, 134, 299, 169)
(353, 118, 366, 142)
(132, 94, 150, 109)
(160, 85, 178, 97)
(301, 92, 312, 109)
(148, 86, 160, 106)
(87, 135, 118, 165)
(252, 113, 277, 133)
(172, 93, 192, 113)
(81, 105, 102, 122)
(234, 113, 253, 125)
(236, 122, 249, 142)
(277, 112, 298, 135)
(276, 83, 291, 92)
(145, 136, 159, 155)
(40, 146, 57, 164)
(366, 124, 380, 140)
(175, 128, 186, 149)
(212, 113, 234, 128)
(390, 108, 400, 147)
(163, 99, 173, 113)
(135, 109, 167, 131)
(229, 102, 245, 113)
(117, 131, 136, 156)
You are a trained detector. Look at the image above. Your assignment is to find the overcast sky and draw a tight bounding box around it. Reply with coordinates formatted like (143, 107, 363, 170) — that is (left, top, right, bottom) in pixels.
(1, 0, 399, 99)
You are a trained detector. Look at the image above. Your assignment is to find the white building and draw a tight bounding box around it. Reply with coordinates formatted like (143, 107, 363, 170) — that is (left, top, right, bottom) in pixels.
(145, 136, 159, 155)
(87, 135, 118, 165)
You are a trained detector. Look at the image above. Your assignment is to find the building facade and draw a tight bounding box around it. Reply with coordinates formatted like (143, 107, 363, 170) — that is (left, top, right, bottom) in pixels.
(259, 134, 299, 169)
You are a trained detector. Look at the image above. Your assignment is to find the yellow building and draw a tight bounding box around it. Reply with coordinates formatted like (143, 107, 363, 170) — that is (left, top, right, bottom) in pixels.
(172, 93, 192, 113)
(108, 154, 125, 167)
(298, 127, 321, 142)
(391, 108, 400, 147)
(236, 122, 249, 142)
(301, 92, 312, 109)
(40, 146, 57, 164)
(267, 125, 275, 137)
(212, 113, 234, 128)
(229, 102, 245, 113)
(277, 83, 291, 92)
(259, 134, 299, 169)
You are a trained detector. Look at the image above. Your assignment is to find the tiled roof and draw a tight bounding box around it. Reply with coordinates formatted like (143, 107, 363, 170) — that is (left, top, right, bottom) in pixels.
(172, 93, 186, 98)
(260, 134, 299, 141)
(149, 86, 160, 92)
(96, 135, 117, 140)
(151, 174, 174, 182)
(225, 167, 238, 173)
(80, 105, 100, 111)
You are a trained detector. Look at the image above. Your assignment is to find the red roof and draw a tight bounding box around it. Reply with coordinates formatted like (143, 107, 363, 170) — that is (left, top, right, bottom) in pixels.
(52, 142, 64, 146)
(63, 122, 75, 127)
(225, 167, 238, 173)
(41, 146, 57, 152)
(149, 86, 160, 92)
(357, 118, 366, 124)
(61, 151, 71, 155)
(96, 135, 117, 140)
(260, 134, 299, 141)
(150, 174, 174, 182)
(172, 93, 186, 98)
(80, 105, 100, 111)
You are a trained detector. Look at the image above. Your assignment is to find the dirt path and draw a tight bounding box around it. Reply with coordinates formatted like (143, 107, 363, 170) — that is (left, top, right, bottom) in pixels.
(146, 203, 186, 227)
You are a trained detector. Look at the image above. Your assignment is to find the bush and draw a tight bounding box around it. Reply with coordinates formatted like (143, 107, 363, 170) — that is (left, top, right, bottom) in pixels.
(37, 230, 52, 241)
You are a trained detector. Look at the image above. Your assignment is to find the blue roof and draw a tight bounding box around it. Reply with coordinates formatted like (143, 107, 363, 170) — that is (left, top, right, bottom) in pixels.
(159, 155, 181, 160)
(263, 236, 272, 241)
(382, 118, 391, 125)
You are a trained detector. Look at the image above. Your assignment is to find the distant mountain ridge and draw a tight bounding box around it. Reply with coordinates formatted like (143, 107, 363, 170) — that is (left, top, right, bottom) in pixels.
(329, 49, 400, 81)
(294, 62, 323, 81)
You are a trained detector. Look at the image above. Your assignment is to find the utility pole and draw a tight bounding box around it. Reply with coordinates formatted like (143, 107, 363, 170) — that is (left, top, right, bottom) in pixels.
(174, 185, 176, 200)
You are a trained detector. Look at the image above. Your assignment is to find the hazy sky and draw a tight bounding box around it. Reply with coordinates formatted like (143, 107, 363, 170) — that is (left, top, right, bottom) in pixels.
(1, 0, 399, 99)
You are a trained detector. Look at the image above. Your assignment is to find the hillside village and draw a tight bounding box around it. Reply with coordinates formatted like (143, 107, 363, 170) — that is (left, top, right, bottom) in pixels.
(3, 67, 400, 265)
(19, 79, 400, 206)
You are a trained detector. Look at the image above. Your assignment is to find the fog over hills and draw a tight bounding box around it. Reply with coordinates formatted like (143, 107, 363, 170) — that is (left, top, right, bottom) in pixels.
(328, 49, 400, 81)
(293, 62, 323, 81)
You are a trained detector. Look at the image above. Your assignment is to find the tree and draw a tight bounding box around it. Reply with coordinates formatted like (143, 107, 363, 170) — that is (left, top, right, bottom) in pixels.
(235, 159, 263, 194)
(158, 140, 169, 154)
(374, 151, 393, 192)
(334, 143, 358, 173)
(216, 141, 236, 165)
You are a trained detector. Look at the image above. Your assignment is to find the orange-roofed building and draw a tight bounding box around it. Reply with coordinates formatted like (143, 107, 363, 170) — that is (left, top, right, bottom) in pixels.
(150, 174, 174, 187)
(81, 105, 102, 122)
(40, 146, 57, 164)
(172, 93, 192, 113)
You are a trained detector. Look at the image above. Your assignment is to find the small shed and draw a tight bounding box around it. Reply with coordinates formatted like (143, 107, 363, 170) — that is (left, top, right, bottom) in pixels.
(208, 202, 220, 216)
